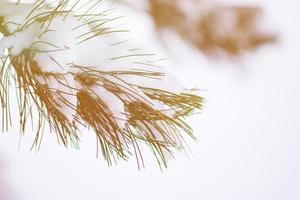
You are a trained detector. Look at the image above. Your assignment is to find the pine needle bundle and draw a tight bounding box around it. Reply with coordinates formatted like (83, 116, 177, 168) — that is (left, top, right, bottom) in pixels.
(0, 0, 202, 167)
(117, 0, 277, 57)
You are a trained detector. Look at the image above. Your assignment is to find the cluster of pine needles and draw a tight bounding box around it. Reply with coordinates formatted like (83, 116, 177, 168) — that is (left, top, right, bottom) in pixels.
(0, 0, 203, 168)
(118, 0, 277, 57)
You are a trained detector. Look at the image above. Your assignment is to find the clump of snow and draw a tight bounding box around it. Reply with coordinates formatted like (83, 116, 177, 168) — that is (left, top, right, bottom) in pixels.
(92, 84, 127, 130)
(0, 23, 39, 56)
(33, 16, 79, 74)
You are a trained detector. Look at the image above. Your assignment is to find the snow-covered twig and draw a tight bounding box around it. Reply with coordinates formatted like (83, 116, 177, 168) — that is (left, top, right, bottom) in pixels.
(0, 0, 203, 168)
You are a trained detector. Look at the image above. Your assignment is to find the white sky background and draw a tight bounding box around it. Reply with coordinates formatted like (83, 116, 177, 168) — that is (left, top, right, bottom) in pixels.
(0, 0, 300, 199)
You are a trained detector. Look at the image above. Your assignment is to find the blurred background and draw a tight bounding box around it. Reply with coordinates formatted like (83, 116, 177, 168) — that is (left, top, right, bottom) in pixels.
(0, 0, 300, 199)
